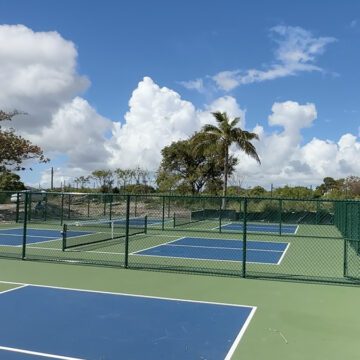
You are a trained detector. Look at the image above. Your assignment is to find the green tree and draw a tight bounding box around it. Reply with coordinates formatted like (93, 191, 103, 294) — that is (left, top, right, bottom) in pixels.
(249, 185, 267, 197)
(273, 186, 313, 199)
(0, 110, 48, 171)
(74, 176, 90, 189)
(314, 177, 343, 197)
(197, 111, 260, 202)
(114, 168, 134, 192)
(91, 170, 114, 192)
(157, 134, 236, 194)
(0, 170, 26, 190)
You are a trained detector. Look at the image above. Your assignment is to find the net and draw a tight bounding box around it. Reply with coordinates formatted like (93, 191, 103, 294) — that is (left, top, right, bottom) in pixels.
(62, 216, 147, 250)
(173, 209, 205, 228)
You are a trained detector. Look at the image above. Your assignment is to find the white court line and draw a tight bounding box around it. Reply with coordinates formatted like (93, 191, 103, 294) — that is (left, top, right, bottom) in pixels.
(211, 221, 231, 231)
(0, 284, 27, 295)
(0, 280, 256, 309)
(130, 252, 282, 266)
(166, 243, 285, 253)
(169, 236, 289, 245)
(130, 236, 187, 255)
(0, 233, 59, 239)
(24, 246, 125, 256)
(0, 281, 257, 358)
(225, 306, 257, 360)
(0, 346, 85, 360)
(277, 243, 290, 265)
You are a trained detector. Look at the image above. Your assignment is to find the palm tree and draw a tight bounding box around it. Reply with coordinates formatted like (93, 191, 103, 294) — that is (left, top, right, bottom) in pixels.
(198, 111, 261, 204)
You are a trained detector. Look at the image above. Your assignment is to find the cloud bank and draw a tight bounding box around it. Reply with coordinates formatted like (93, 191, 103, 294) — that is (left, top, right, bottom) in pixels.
(0, 24, 358, 189)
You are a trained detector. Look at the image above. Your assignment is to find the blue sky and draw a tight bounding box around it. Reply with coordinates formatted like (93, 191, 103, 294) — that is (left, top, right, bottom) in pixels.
(0, 0, 359, 188)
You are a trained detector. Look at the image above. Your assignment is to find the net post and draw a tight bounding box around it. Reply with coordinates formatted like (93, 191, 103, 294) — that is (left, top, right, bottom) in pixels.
(62, 223, 67, 251)
(109, 195, 113, 221)
(242, 197, 248, 278)
(111, 220, 114, 239)
(144, 215, 148, 234)
(173, 212, 176, 228)
(22, 192, 28, 260)
(124, 195, 130, 268)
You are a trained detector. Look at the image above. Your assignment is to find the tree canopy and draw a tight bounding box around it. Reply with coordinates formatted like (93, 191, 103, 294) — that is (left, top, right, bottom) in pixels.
(196, 111, 260, 199)
(0, 170, 26, 191)
(0, 110, 48, 171)
(157, 133, 237, 194)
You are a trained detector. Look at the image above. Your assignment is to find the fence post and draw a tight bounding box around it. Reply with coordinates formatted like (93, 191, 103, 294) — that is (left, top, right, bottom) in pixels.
(279, 199, 283, 236)
(103, 195, 107, 217)
(87, 195, 90, 218)
(167, 196, 171, 218)
(238, 199, 242, 221)
(15, 192, 20, 223)
(219, 201, 222, 233)
(316, 201, 320, 224)
(343, 202, 348, 277)
(124, 195, 130, 268)
(162, 196, 165, 231)
(22, 192, 28, 260)
(44, 193, 48, 221)
(60, 193, 64, 226)
(242, 197, 248, 278)
(28, 192, 32, 222)
(134, 195, 138, 217)
(67, 194, 71, 219)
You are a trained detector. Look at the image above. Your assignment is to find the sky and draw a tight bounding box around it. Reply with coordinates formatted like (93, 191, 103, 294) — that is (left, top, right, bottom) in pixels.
(0, 0, 359, 189)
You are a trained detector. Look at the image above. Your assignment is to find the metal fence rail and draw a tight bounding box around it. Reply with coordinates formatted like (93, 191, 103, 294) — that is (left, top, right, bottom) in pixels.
(0, 191, 359, 284)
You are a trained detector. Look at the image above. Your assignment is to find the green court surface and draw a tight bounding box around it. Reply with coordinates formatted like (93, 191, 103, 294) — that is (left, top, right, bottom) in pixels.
(0, 220, 356, 284)
(0, 258, 359, 360)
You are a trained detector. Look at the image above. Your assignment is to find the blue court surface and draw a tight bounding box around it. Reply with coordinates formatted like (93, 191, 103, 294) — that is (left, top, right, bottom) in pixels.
(0, 284, 256, 360)
(135, 237, 289, 265)
(220, 222, 298, 234)
(0, 228, 91, 246)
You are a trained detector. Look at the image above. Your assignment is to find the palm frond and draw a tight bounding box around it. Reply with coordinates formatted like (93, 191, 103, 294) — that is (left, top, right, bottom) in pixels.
(211, 111, 228, 125)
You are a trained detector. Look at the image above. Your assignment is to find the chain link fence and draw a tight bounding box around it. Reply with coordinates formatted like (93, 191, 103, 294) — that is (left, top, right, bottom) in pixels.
(0, 191, 359, 284)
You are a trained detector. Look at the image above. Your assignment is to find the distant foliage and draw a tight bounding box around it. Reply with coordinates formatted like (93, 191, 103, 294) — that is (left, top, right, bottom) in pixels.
(0, 170, 26, 191)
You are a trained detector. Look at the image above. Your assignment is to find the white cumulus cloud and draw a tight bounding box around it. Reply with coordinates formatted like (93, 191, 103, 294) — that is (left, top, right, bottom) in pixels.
(29, 97, 112, 170)
(230, 101, 360, 187)
(106, 77, 199, 169)
(0, 24, 89, 132)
